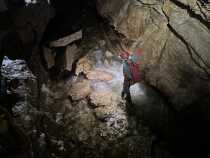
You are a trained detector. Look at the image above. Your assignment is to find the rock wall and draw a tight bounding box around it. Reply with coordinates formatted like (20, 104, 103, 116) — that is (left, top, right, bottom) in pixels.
(1, 0, 210, 157)
(97, 0, 210, 110)
(0, 0, 54, 83)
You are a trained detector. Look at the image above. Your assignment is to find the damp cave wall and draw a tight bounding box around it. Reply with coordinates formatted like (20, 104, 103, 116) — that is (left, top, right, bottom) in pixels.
(1, 0, 210, 158)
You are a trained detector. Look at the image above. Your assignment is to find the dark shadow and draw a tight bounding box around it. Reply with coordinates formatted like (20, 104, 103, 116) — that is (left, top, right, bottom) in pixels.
(42, 0, 98, 43)
(128, 82, 210, 158)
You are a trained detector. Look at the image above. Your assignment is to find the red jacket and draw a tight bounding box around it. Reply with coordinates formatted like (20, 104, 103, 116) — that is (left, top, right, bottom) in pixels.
(129, 61, 141, 83)
(129, 49, 142, 82)
(121, 49, 142, 83)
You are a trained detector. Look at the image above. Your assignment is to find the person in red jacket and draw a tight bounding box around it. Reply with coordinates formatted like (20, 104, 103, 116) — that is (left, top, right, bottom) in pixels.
(120, 48, 142, 101)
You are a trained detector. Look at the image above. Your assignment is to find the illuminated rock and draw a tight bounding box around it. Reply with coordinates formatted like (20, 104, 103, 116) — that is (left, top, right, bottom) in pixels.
(97, 0, 210, 111)
(49, 30, 82, 47)
(87, 70, 113, 81)
(89, 91, 121, 107)
(64, 44, 80, 72)
(68, 80, 91, 101)
(75, 57, 92, 75)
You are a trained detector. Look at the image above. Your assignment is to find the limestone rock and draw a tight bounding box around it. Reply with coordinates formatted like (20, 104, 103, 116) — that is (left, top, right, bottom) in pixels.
(43, 46, 55, 69)
(98, 0, 210, 111)
(1, 57, 37, 157)
(75, 56, 92, 75)
(86, 70, 113, 81)
(64, 100, 97, 142)
(105, 50, 114, 58)
(97, 0, 167, 40)
(1, 1, 161, 158)
(64, 44, 80, 71)
(98, 40, 106, 47)
(89, 91, 121, 107)
(65, 90, 128, 142)
(50, 30, 82, 47)
(2, 57, 36, 80)
(68, 80, 91, 101)
(89, 91, 127, 136)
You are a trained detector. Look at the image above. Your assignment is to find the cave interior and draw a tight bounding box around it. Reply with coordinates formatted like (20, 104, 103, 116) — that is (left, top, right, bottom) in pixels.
(0, 0, 210, 158)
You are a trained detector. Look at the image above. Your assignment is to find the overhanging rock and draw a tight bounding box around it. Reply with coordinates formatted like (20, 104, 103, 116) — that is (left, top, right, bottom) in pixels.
(50, 30, 82, 47)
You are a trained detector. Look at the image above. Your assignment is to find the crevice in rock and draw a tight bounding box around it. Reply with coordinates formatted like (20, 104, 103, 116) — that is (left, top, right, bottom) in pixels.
(136, 0, 161, 6)
(169, 0, 210, 30)
(157, 38, 168, 65)
(196, 1, 209, 20)
(167, 23, 210, 79)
